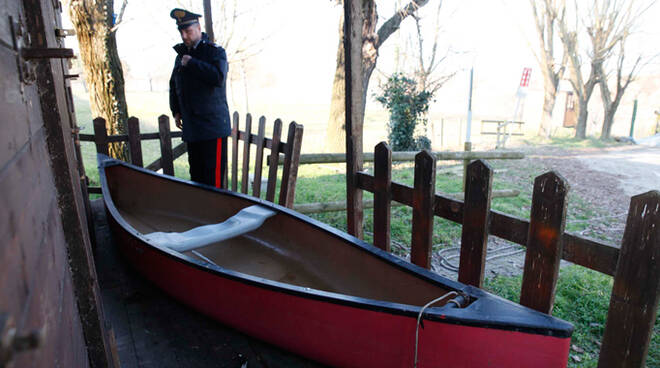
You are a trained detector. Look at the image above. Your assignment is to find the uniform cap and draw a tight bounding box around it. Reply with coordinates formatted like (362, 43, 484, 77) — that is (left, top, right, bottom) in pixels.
(170, 8, 202, 30)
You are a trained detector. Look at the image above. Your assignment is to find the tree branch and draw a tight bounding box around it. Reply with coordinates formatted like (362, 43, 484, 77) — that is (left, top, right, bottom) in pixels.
(376, 0, 430, 49)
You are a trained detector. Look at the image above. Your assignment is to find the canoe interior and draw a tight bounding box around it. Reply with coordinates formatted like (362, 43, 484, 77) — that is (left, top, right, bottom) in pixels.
(105, 164, 456, 307)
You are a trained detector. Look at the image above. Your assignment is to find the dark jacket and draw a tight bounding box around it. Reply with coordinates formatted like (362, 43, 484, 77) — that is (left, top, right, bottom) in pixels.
(169, 33, 231, 142)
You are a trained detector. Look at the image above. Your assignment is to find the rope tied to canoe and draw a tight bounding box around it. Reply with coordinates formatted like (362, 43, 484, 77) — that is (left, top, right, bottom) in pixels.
(414, 291, 460, 368)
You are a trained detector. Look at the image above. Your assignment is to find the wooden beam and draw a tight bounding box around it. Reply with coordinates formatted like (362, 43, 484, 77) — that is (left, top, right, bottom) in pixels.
(411, 151, 436, 269)
(599, 191, 660, 368)
(157, 115, 174, 176)
(520, 171, 568, 314)
(344, 0, 364, 239)
(373, 142, 392, 252)
(274, 150, 524, 165)
(202, 0, 215, 43)
(458, 160, 493, 287)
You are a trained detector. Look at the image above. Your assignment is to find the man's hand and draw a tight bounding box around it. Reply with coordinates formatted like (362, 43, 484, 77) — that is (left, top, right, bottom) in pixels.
(181, 55, 192, 66)
(174, 113, 183, 129)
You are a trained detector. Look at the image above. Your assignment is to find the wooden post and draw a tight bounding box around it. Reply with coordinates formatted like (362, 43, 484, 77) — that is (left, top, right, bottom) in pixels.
(462, 141, 472, 190)
(202, 0, 215, 43)
(126, 116, 142, 167)
(373, 142, 392, 252)
(241, 113, 252, 194)
(458, 160, 493, 287)
(344, 0, 364, 239)
(411, 151, 436, 269)
(520, 171, 568, 314)
(266, 119, 282, 203)
(157, 115, 174, 176)
(92, 117, 109, 155)
(231, 112, 239, 191)
(252, 116, 266, 198)
(598, 190, 660, 368)
(279, 122, 304, 208)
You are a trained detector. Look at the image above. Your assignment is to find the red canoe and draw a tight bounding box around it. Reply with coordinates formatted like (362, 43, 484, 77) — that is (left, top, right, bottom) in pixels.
(99, 155, 572, 367)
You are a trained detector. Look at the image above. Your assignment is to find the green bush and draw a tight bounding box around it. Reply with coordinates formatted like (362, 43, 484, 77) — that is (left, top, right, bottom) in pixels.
(375, 74, 433, 151)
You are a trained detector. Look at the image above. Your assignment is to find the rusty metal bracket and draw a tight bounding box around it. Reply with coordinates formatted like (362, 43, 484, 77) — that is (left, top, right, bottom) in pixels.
(55, 28, 76, 37)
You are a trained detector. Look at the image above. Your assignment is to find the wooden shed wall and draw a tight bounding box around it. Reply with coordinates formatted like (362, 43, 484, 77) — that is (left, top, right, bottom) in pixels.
(1, 0, 110, 366)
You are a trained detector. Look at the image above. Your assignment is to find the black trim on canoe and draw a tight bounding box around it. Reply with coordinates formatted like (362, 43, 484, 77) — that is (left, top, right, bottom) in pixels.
(98, 154, 573, 338)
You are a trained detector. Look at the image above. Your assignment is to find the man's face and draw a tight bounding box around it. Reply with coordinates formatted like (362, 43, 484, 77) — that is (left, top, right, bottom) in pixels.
(180, 23, 202, 48)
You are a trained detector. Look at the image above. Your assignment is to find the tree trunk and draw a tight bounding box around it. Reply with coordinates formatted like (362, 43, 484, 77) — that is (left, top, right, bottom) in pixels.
(325, 14, 347, 153)
(68, 0, 128, 160)
(575, 98, 588, 139)
(601, 109, 615, 139)
(538, 87, 557, 138)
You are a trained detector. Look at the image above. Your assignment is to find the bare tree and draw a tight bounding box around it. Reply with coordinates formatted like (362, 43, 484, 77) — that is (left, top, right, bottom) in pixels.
(557, 1, 601, 139)
(530, 0, 568, 138)
(68, 0, 129, 159)
(410, 0, 456, 95)
(591, 0, 650, 139)
(324, 0, 432, 153)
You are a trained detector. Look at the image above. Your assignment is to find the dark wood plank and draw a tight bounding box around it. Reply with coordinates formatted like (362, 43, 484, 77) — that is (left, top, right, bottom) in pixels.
(241, 113, 252, 194)
(93, 117, 109, 155)
(266, 119, 282, 203)
(231, 112, 239, 192)
(157, 115, 174, 176)
(458, 160, 493, 287)
(562, 234, 619, 276)
(252, 116, 266, 198)
(279, 122, 303, 208)
(373, 142, 392, 252)
(410, 151, 436, 269)
(344, 0, 364, 240)
(598, 191, 660, 368)
(127, 117, 143, 167)
(520, 171, 568, 314)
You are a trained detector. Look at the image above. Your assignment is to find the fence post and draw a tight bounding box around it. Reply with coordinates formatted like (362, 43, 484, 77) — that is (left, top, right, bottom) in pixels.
(598, 190, 660, 368)
(458, 159, 493, 287)
(520, 171, 568, 314)
(462, 141, 472, 190)
(373, 142, 392, 252)
(92, 117, 109, 155)
(411, 150, 436, 269)
(157, 115, 174, 176)
(127, 116, 143, 167)
(266, 119, 282, 203)
(241, 113, 252, 194)
(231, 112, 239, 191)
(252, 116, 266, 197)
(279, 122, 303, 208)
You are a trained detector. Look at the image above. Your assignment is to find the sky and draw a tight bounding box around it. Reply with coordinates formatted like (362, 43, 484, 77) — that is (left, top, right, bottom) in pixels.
(62, 0, 660, 138)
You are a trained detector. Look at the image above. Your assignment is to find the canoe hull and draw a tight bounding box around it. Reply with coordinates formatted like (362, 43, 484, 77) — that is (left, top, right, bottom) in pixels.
(108, 215, 570, 367)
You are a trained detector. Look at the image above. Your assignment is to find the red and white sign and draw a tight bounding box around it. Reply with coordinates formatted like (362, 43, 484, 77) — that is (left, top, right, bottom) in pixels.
(519, 67, 532, 87)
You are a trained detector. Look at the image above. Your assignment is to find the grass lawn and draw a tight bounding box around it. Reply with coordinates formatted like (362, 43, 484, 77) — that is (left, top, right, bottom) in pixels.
(74, 89, 657, 366)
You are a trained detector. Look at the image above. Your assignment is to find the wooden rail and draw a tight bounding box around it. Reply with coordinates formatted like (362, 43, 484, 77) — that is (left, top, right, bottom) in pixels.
(356, 141, 659, 367)
(274, 150, 524, 165)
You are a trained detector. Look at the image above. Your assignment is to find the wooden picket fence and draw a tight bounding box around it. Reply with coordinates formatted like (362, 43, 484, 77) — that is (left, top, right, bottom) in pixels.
(80, 112, 304, 208)
(357, 141, 659, 367)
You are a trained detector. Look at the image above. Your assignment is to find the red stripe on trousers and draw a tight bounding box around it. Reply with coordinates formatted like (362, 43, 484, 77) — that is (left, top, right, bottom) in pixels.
(215, 138, 222, 188)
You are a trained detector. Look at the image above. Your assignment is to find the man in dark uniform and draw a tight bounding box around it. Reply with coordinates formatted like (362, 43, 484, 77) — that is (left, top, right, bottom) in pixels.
(169, 8, 230, 188)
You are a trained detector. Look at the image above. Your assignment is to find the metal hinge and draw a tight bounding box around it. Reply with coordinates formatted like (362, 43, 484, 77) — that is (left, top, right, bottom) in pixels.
(55, 28, 76, 38)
